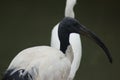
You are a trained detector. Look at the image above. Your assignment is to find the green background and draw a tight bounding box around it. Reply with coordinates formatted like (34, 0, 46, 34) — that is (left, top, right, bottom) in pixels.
(0, 0, 119, 80)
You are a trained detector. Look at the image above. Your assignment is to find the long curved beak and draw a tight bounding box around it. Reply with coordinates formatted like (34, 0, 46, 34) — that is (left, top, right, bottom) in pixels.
(78, 24, 112, 63)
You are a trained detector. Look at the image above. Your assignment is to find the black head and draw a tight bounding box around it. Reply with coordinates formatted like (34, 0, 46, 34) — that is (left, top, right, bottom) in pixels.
(58, 17, 112, 63)
(58, 17, 82, 33)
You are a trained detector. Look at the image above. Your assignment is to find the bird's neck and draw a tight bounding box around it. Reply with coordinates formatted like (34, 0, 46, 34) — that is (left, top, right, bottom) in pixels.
(65, 0, 76, 18)
(60, 34, 70, 53)
(58, 26, 70, 53)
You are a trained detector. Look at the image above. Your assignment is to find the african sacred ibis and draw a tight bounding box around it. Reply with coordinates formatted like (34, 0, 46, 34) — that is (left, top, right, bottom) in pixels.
(2, 17, 112, 80)
(2, 1, 112, 80)
(51, 0, 81, 79)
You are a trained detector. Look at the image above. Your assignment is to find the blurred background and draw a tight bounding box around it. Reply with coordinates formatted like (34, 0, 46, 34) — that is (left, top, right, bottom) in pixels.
(0, 0, 119, 80)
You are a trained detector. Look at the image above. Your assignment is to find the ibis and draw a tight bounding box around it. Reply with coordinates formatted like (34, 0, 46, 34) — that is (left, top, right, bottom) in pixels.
(51, 0, 81, 79)
(2, 0, 112, 80)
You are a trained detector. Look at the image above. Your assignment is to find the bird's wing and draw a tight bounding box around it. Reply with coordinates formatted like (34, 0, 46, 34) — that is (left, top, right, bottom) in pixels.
(3, 46, 71, 80)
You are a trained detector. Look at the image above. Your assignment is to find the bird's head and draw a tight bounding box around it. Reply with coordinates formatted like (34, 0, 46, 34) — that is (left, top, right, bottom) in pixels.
(58, 17, 112, 63)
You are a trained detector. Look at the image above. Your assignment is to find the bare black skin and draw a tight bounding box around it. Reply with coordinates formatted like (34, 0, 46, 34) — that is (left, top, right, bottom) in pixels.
(58, 17, 112, 63)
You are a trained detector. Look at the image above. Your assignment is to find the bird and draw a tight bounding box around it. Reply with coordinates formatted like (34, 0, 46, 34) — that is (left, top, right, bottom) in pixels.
(51, 0, 112, 80)
(51, 0, 82, 79)
(2, 1, 112, 80)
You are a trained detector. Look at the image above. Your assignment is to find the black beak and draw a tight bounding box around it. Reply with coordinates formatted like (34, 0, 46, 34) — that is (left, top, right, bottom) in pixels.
(78, 24, 112, 63)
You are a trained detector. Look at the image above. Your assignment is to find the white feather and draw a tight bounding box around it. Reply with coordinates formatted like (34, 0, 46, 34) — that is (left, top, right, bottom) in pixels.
(68, 33, 82, 80)
(51, 24, 82, 80)
(65, 0, 77, 18)
(51, 23, 60, 49)
(7, 46, 71, 80)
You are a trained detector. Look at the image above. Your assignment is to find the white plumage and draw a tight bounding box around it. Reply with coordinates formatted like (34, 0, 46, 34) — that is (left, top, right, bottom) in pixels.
(65, 0, 76, 18)
(7, 46, 71, 80)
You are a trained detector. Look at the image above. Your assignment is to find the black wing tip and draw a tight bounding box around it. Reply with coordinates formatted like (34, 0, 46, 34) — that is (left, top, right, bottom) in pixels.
(2, 69, 13, 80)
(2, 69, 33, 80)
